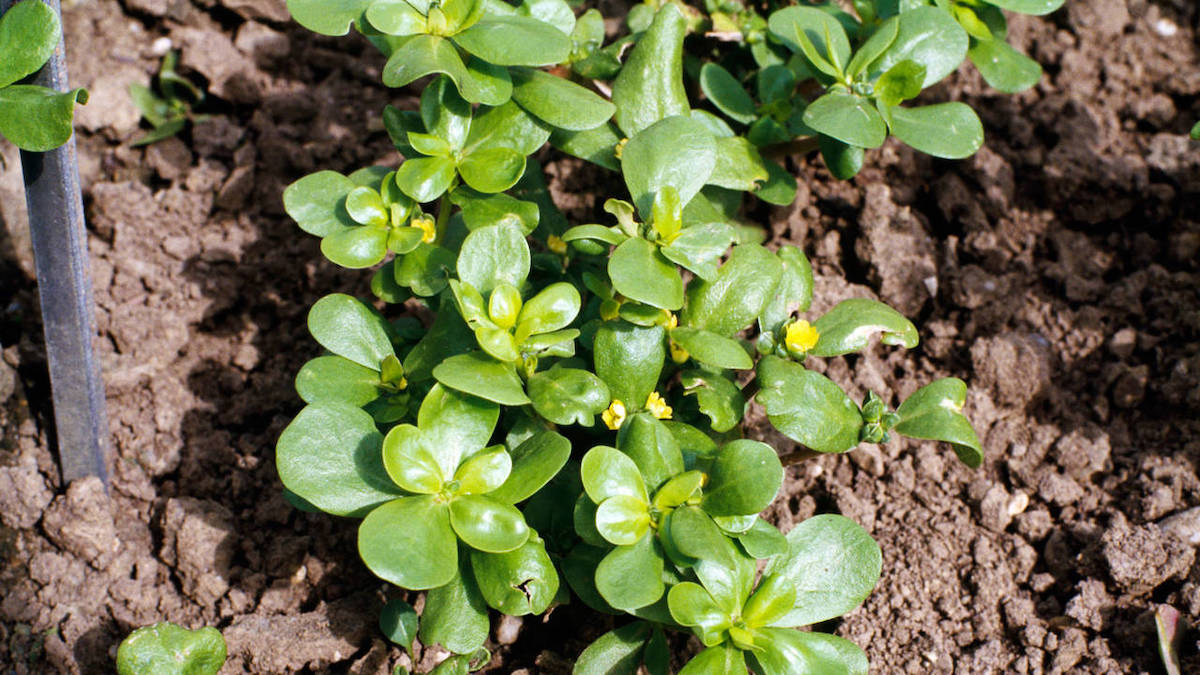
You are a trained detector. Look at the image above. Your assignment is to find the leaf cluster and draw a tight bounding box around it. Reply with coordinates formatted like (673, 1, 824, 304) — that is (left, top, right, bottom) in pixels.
(0, 0, 87, 152)
(128, 50, 209, 146)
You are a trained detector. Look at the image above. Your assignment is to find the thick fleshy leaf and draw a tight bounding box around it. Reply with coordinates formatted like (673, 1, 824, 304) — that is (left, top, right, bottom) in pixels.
(0, 0, 60, 88)
(458, 146, 526, 193)
(307, 293, 394, 370)
(320, 226, 389, 268)
(702, 440, 783, 517)
(609, 238, 684, 311)
(737, 517, 789, 559)
(452, 15, 570, 66)
(846, 14, 900, 77)
(818, 135, 865, 180)
(595, 533, 665, 611)
(359, 496, 457, 589)
(511, 68, 615, 131)
(707, 137, 770, 192)
(802, 91, 886, 149)
(379, 598, 419, 653)
(462, 57, 513, 106)
(550, 122, 620, 171)
(610, 3, 688, 136)
(622, 115, 717, 218)
(276, 403, 402, 517)
(286, 0, 371, 35)
(968, 37, 1042, 94)
(457, 222, 531, 294)
(382, 424, 445, 494)
(667, 582, 731, 646)
(751, 629, 869, 675)
(680, 370, 745, 433)
(756, 356, 863, 454)
(596, 494, 652, 545)
(875, 59, 926, 107)
(455, 444, 512, 494)
(754, 160, 799, 205)
(490, 430, 571, 504)
(364, 0, 426, 36)
(893, 378, 983, 468)
(889, 102, 984, 160)
(395, 243, 456, 297)
(987, 0, 1064, 15)
(581, 445, 648, 504)
(450, 495, 530, 552)
(471, 535, 559, 614)
(433, 352, 530, 405)
(651, 470, 704, 510)
(383, 34, 467, 91)
(453, 188, 539, 233)
(678, 645, 745, 675)
(767, 6, 851, 78)
(742, 574, 797, 628)
(0, 85, 87, 152)
(420, 557, 490, 653)
(420, 75, 473, 150)
(669, 328, 752, 370)
(394, 155, 457, 202)
(811, 298, 919, 357)
(464, 101, 550, 156)
(682, 244, 782, 337)
(617, 414, 684, 493)
(667, 506, 735, 566)
(517, 282, 581, 337)
(527, 368, 610, 427)
(404, 294, 475, 380)
(765, 514, 881, 627)
(571, 622, 651, 675)
(115, 623, 226, 675)
(759, 245, 814, 334)
(867, 6, 968, 88)
(593, 322, 665, 412)
(699, 63, 756, 125)
(283, 171, 357, 237)
(295, 355, 381, 407)
(660, 222, 735, 281)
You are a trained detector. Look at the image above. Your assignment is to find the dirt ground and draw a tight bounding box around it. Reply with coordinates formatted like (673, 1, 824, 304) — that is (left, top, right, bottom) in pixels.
(1, 0, 1199, 672)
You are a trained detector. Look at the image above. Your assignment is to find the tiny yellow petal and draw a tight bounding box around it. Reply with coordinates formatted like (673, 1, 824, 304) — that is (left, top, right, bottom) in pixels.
(602, 399, 627, 430)
(669, 340, 689, 364)
(547, 234, 567, 255)
(646, 391, 672, 420)
(785, 319, 820, 354)
(665, 313, 678, 330)
(614, 138, 629, 160)
(411, 215, 436, 243)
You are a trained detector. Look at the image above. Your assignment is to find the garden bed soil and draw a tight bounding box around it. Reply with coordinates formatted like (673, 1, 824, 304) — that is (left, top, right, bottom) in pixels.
(2, 0, 1200, 672)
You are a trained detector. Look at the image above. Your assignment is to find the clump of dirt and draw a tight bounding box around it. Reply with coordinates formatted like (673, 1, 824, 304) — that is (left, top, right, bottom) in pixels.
(1, 0, 1200, 672)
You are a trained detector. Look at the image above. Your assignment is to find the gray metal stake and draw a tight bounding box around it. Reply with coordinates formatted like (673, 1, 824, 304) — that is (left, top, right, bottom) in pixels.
(3, 0, 109, 486)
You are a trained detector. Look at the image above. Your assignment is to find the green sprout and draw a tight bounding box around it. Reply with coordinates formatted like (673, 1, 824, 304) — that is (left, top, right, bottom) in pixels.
(128, 50, 208, 146)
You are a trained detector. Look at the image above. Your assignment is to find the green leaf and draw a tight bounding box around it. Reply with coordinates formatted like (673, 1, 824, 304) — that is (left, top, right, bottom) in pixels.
(888, 102, 984, 159)
(527, 368, 610, 427)
(596, 533, 665, 611)
(433, 352, 531, 405)
(382, 424, 445, 494)
(596, 494, 652, 545)
(608, 239, 684, 311)
(286, 0, 371, 35)
(986, 0, 1064, 15)
(458, 146, 526, 193)
(0, 85, 87, 152)
(659, 222, 736, 281)
(759, 246, 814, 334)
(320, 226, 389, 268)
(572, 622, 651, 675)
(622, 115, 717, 218)
(379, 598, 419, 653)
(295, 355, 382, 407)
(276, 403, 403, 517)
(307, 293, 394, 369)
(518, 0, 575, 34)
(461, 57, 513, 106)
(453, 188, 539, 234)
(754, 160, 799, 206)
(652, 470, 704, 510)
(464, 100, 551, 156)
(868, 6, 967, 88)
(846, 14, 899, 77)
(669, 328, 752, 370)
(511, 68, 615, 131)
(702, 440, 783, 517)
(457, 222, 531, 294)
(490, 430, 571, 504)
(407, 131, 454, 159)
(364, 0, 427, 36)
(682, 244, 782, 337)
(1192, 121, 1200, 141)
(517, 282, 581, 336)
(756, 356, 863, 454)
(894, 377, 983, 467)
(818, 136, 865, 180)
(968, 38, 1041, 94)
(394, 155, 457, 202)
(455, 444, 512, 494)
(471, 535, 559, 614)
(0, 0, 60, 88)
(680, 370, 745, 433)
(699, 63, 756, 125)
(116, 623, 226, 675)
(450, 495, 530, 552)
(750, 629, 869, 675)
(359, 495, 458, 589)
(394, 243, 456, 297)
(678, 645, 745, 675)
(420, 557, 490, 654)
(593, 322, 665, 412)
(811, 298, 919, 357)
(550, 122, 621, 171)
(452, 15, 570, 66)
(802, 91, 886, 149)
(383, 34, 467, 91)
(616, 413, 684, 493)
(611, 3, 689, 136)
(737, 517, 788, 559)
(875, 59, 926, 107)
(404, 293, 475, 381)
(581, 445, 648, 503)
(707, 136, 770, 192)
(667, 582, 731, 646)
(767, 6, 851, 79)
(765, 513, 881, 627)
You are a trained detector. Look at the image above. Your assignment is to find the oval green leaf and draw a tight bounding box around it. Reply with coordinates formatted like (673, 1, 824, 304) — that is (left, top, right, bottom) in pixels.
(307, 293, 394, 369)
(609, 238, 684, 311)
(359, 495, 458, 589)
(811, 298, 919, 357)
(449, 494, 530, 552)
(755, 356, 863, 454)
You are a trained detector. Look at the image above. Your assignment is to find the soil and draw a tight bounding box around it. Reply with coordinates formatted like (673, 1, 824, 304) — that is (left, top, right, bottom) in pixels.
(2, 0, 1199, 673)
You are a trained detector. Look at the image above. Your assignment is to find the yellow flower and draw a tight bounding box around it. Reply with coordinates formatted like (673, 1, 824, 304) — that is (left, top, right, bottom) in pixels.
(547, 234, 567, 255)
(785, 319, 819, 354)
(664, 313, 678, 330)
(669, 340, 689, 364)
(614, 138, 629, 160)
(646, 391, 672, 420)
(602, 399, 627, 430)
(411, 214, 436, 243)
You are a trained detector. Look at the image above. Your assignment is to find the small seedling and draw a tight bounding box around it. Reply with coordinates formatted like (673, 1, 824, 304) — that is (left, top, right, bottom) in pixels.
(128, 50, 208, 146)
(0, 0, 87, 152)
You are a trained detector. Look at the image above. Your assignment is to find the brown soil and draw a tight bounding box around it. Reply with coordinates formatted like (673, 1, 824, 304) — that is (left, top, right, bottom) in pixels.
(2, 0, 1199, 673)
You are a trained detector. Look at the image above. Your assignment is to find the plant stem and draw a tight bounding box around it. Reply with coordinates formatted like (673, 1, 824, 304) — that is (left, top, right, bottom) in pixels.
(434, 192, 452, 244)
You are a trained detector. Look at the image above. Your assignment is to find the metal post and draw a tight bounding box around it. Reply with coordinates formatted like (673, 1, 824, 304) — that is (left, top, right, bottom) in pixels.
(2, 0, 109, 485)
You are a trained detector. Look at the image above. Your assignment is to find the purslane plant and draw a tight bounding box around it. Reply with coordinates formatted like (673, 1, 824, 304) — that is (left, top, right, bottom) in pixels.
(274, 0, 1051, 672)
(0, 0, 87, 152)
